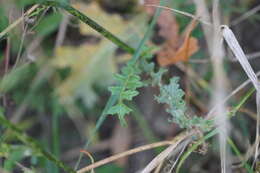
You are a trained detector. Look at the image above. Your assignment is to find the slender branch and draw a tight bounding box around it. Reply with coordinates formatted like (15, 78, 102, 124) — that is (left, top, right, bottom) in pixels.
(77, 132, 190, 173)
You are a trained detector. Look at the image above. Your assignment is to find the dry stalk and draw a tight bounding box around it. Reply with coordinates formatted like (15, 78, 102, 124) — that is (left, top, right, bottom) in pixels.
(145, 4, 212, 26)
(141, 131, 193, 173)
(211, 1, 231, 172)
(221, 25, 260, 166)
(0, 4, 39, 39)
(77, 131, 192, 173)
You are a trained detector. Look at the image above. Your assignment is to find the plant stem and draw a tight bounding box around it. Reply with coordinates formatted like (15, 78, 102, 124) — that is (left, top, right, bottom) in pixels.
(68, 0, 165, 169)
(42, 0, 135, 54)
(74, 94, 118, 169)
(176, 87, 255, 173)
(0, 115, 75, 173)
(52, 113, 60, 173)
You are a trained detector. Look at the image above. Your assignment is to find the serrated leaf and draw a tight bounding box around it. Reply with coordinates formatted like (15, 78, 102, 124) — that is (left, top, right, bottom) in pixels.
(52, 2, 148, 108)
(126, 75, 143, 89)
(155, 76, 211, 130)
(114, 74, 126, 83)
(107, 103, 132, 116)
(107, 103, 132, 125)
(121, 90, 139, 100)
(109, 86, 123, 95)
(150, 68, 167, 86)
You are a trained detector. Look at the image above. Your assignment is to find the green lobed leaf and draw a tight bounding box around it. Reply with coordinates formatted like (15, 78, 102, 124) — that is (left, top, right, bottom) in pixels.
(107, 103, 132, 125)
(121, 90, 139, 100)
(155, 76, 211, 130)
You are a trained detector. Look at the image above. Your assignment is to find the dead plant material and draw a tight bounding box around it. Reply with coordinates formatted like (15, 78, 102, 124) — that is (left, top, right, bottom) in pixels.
(157, 19, 199, 66)
(77, 131, 192, 173)
(143, 1, 199, 66)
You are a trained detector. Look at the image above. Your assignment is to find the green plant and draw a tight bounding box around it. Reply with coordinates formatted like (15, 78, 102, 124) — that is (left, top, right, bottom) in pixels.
(107, 61, 143, 125)
(1, 0, 258, 172)
(155, 77, 212, 130)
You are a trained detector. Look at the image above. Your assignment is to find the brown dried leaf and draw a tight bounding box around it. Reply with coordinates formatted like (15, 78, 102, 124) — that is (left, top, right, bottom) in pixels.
(143, 2, 199, 66)
(157, 37, 199, 66)
(157, 19, 199, 66)
(144, 0, 179, 49)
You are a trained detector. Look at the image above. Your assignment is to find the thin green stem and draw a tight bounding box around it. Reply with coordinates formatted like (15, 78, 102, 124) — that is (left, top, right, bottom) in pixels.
(228, 87, 255, 117)
(0, 115, 75, 173)
(73, 94, 118, 169)
(227, 137, 253, 173)
(176, 129, 218, 173)
(52, 113, 60, 173)
(176, 87, 255, 173)
(42, 0, 135, 54)
(71, 0, 165, 170)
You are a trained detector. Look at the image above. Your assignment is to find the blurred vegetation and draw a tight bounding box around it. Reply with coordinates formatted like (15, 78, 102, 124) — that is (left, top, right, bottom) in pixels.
(1, 0, 260, 172)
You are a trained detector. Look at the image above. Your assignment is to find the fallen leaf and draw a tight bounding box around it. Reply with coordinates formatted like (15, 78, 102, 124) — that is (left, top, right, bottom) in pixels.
(143, 1, 199, 66)
(144, 0, 179, 49)
(157, 19, 199, 66)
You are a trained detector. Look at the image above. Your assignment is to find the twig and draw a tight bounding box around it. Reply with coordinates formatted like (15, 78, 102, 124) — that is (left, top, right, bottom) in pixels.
(0, 4, 39, 39)
(168, 140, 190, 172)
(141, 132, 193, 173)
(207, 71, 260, 119)
(192, 0, 213, 52)
(145, 4, 212, 26)
(231, 4, 260, 26)
(76, 135, 188, 173)
(211, 1, 231, 172)
(55, 14, 70, 49)
(221, 25, 260, 167)
(189, 51, 260, 64)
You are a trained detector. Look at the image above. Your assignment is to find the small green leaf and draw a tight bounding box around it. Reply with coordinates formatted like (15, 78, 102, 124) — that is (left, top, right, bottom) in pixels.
(126, 75, 143, 89)
(114, 74, 126, 83)
(155, 76, 211, 131)
(107, 103, 132, 125)
(121, 90, 139, 100)
(108, 86, 123, 95)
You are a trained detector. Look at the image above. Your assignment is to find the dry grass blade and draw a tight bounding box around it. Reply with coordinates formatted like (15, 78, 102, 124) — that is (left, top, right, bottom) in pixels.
(221, 26, 259, 89)
(231, 4, 260, 26)
(80, 150, 95, 173)
(192, 0, 213, 52)
(76, 135, 188, 173)
(221, 25, 260, 166)
(211, 1, 231, 172)
(0, 4, 39, 39)
(207, 71, 260, 119)
(141, 131, 193, 173)
(145, 4, 212, 26)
